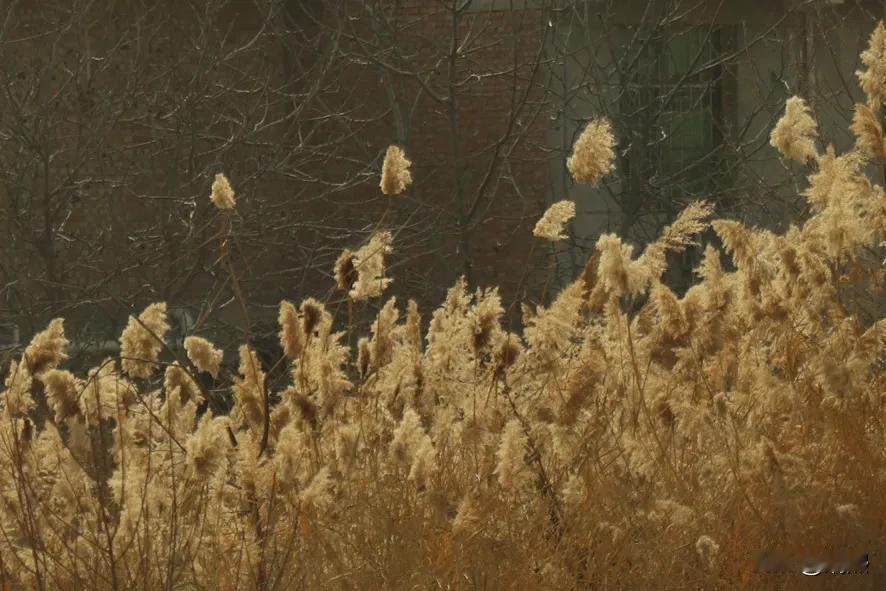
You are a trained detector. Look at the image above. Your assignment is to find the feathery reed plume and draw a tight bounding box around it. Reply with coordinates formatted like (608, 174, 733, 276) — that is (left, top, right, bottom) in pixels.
(567, 118, 615, 184)
(165, 362, 202, 405)
(278, 300, 304, 359)
(3, 360, 34, 417)
(333, 248, 358, 291)
(770, 96, 818, 163)
(232, 345, 265, 431)
(23, 318, 67, 375)
(184, 336, 223, 378)
(210, 172, 236, 210)
(269, 403, 292, 442)
(120, 302, 170, 380)
(711, 220, 757, 268)
(301, 298, 323, 336)
(494, 335, 521, 377)
(803, 145, 867, 212)
(533, 200, 576, 241)
(380, 145, 412, 195)
(468, 288, 503, 354)
(335, 423, 360, 471)
(41, 369, 80, 422)
(650, 282, 686, 339)
(851, 103, 886, 159)
(389, 408, 425, 466)
(185, 413, 228, 478)
(405, 299, 422, 353)
(300, 467, 333, 510)
(452, 493, 481, 534)
(858, 21, 886, 110)
(349, 231, 394, 301)
(638, 200, 714, 281)
(595, 234, 645, 297)
(495, 420, 529, 491)
(357, 337, 371, 379)
(408, 435, 437, 490)
(81, 359, 130, 426)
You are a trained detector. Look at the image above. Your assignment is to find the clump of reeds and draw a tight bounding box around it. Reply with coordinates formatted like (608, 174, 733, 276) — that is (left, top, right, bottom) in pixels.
(0, 23, 884, 591)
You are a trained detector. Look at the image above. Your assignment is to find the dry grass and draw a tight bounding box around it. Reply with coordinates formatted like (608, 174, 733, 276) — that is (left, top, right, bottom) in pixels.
(1, 23, 886, 591)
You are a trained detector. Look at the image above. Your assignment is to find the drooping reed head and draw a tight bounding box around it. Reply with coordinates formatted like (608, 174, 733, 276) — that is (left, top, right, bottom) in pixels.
(210, 172, 236, 210)
(533, 200, 576, 242)
(567, 118, 615, 185)
(380, 145, 412, 196)
(770, 96, 818, 163)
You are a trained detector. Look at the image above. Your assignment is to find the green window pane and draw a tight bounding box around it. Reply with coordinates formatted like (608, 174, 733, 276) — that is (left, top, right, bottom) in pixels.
(619, 26, 726, 196)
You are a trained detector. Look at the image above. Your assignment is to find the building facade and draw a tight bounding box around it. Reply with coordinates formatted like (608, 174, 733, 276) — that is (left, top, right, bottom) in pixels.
(0, 0, 882, 367)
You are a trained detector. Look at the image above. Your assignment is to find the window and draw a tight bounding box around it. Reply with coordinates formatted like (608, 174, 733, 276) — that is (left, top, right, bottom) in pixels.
(619, 25, 735, 289)
(462, 0, 545, 13)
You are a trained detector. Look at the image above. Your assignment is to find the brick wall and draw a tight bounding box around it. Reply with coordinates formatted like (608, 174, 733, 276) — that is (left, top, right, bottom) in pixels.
(0, 0, 554, 361)
(372, 1, 552, 322)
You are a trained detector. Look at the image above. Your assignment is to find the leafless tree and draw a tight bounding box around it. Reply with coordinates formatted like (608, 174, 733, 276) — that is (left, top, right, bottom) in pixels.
(1, 0, 883, 373)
